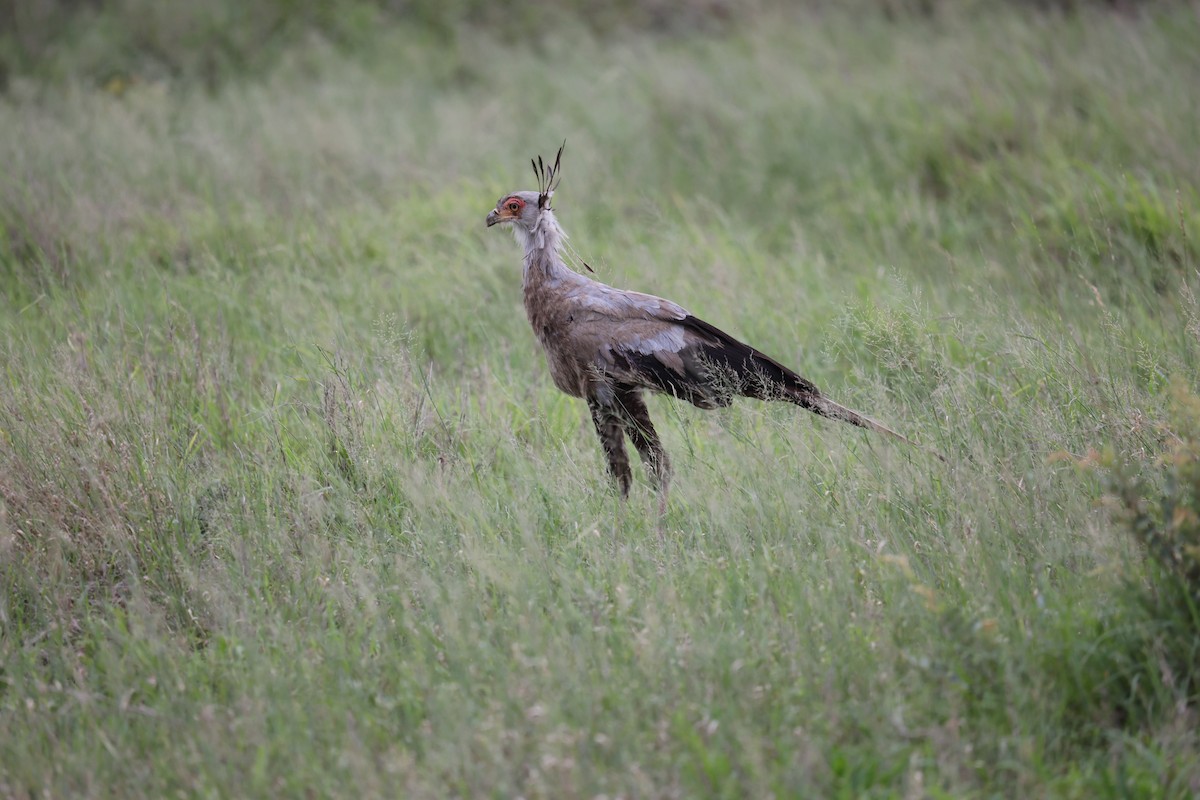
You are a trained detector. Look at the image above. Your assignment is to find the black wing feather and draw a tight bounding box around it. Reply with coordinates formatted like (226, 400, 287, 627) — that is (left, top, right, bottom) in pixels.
(678, 315, 821, 399)
(677, 316, 935, 450)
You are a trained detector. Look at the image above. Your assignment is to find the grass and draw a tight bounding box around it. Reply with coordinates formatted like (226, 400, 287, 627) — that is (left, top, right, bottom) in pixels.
(2, 3, 1200, 796)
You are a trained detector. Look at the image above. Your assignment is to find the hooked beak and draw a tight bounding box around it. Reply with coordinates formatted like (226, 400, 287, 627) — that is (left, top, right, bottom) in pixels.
(485, 209, 501, 227)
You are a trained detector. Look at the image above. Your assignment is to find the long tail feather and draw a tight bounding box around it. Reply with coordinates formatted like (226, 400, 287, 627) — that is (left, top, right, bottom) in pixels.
(802, 393, 947, 463)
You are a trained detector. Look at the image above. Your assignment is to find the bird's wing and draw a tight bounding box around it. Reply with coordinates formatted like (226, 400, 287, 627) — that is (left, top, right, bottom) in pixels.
(568, 282, 690, 322)
(563, 282, 817, 408)
(562, 279, 938, 455)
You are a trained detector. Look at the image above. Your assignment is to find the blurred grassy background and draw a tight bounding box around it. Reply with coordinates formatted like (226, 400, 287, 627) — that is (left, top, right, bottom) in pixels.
(0, 0, 1164, 89)
(2, 0, 1199, 797)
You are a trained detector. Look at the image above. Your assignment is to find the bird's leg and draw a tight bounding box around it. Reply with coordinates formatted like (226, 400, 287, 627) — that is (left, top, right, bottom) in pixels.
(617, 388, 672, 519)
(588, 398, 632, 499)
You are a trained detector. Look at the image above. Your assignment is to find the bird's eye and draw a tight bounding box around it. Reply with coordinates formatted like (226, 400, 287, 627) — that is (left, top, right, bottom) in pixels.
(507, 201, 520, 212)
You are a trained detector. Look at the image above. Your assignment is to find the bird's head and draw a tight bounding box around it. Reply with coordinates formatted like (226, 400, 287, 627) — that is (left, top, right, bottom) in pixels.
(485, 190, 542, 231)
(485, 143, 564, 234)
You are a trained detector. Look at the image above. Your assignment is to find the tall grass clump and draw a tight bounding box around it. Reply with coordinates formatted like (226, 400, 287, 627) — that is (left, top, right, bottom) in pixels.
(1066, 384, 1200, 726)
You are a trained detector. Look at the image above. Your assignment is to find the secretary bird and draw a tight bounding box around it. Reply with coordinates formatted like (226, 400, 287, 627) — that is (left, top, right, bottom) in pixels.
(486, 146, 935, 511)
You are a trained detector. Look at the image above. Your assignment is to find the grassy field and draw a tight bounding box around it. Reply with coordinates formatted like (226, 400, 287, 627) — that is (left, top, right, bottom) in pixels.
(3, 3, 1200, 796)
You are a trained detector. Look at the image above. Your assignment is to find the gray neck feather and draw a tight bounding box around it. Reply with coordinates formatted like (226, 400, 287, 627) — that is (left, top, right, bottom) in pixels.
(518, 210, 571, 283)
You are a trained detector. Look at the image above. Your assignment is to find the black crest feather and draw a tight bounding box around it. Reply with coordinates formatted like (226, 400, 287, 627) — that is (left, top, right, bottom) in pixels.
(534, 141, 566, 209)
